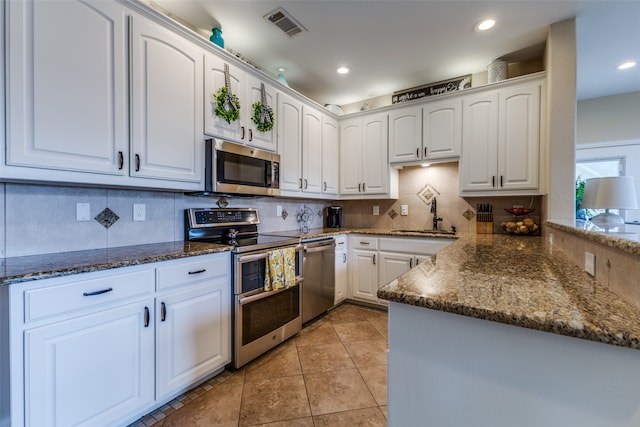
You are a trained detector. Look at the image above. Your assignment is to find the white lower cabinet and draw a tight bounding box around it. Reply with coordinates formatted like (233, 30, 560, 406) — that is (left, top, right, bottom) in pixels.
(25, 299, 155, 427)
(8, 252, 231, 427)
(348, 235, 453, 306)
(156, 270, 230, 400)
(334, 235, 348, 304)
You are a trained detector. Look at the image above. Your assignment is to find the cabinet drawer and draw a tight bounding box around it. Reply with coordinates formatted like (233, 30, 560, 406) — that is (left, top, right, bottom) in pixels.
(379, 237, 453, 255)
(24, 269, 154, 323)
(334, 234, 347, 248)
(156, 253, 230, 291)
(349, 235, 378, 250)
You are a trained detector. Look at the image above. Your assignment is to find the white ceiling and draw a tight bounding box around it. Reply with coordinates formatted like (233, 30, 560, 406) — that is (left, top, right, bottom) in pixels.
(148, 0, 640, 106)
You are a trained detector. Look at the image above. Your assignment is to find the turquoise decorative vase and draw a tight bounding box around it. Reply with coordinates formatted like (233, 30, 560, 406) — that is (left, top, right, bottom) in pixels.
(210, 28, 224, 48)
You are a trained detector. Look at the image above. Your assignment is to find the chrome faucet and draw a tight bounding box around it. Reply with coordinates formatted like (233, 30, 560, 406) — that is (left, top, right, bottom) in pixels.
(431, 198, 443, 231)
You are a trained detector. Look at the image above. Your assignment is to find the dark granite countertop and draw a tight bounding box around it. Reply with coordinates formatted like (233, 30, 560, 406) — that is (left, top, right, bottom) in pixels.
(0, 241, 231, 286)
(378, 233, 640, 350)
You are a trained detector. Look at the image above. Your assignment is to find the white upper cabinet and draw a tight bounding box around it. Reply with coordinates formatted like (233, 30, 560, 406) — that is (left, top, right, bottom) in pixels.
(204, 55, 277, 151)
(340, 112, 394, 197)
(459, 77, 543, 195)
(321, 115, 339, 195)
(6, 0, 128, 174)
(301, 105, 324, 194)
(423, 97, 461, 160)
(389, 98, 461, 165)
(277, 92, 304, 192)
(130, 14, 203, 184)
(389, 105, 422, 163)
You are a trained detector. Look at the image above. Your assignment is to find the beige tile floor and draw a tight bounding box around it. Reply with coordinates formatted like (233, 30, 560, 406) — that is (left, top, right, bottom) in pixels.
(130, 303, 388, 427)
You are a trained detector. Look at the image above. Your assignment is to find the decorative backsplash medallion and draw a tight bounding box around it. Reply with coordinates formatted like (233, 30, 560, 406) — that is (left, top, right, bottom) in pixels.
(417, 183, 440, 206)
(388, 208, 398, 219)
(95, 208, 120, 229)
(463, 208, 476, 221)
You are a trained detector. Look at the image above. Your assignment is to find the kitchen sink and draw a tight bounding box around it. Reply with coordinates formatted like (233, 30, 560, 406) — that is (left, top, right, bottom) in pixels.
(391, 229, 456, 235)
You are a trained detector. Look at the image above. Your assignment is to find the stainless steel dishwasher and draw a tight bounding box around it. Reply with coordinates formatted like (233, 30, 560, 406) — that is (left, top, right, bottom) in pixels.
(302, 237, 336, 323)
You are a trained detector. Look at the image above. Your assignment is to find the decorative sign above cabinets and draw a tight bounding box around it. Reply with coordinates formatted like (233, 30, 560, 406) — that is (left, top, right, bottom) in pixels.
(392, 75, 472, 104)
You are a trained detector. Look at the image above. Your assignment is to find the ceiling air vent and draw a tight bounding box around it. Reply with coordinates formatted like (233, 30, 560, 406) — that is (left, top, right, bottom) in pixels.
(264, 7, 307, 37)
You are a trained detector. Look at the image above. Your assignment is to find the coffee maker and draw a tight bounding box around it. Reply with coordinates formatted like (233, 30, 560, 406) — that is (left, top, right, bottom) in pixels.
(325, 206, 343, 228)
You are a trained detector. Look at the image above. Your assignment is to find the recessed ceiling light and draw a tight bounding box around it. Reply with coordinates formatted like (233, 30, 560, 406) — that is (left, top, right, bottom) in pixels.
(336, 67, 350, 75)
(474, 18, 496, 32)
(618, 61, 637, 70)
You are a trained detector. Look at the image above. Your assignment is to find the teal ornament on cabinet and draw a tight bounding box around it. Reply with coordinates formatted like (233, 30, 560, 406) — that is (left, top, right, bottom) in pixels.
(210, 27, 224, 48)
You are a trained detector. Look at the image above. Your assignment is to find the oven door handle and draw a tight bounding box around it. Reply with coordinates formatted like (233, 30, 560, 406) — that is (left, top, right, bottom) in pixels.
(238, 283, 302, 306)
(236, 245, 302, 263)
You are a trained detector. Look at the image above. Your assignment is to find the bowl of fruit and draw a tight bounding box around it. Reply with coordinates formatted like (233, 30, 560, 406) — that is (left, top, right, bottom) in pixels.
(500, 218, 539, 235)
(504, 207, 536, 216)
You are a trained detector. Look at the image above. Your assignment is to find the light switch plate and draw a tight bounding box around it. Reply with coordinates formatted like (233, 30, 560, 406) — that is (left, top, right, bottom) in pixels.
(400, 205, 408, 216)
(276, 205, 283, 217)
(373, 205, 379, 216)
(585, 251, 596, 276)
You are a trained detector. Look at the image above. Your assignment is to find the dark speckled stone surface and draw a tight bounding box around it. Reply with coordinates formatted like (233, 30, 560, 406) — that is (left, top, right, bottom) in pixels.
(0, 241, 231, 285)
(377, 233, 640, 350)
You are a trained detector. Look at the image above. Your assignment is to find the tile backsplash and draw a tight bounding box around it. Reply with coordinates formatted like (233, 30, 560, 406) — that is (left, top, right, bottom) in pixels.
(1, 163, 542, 257)
(339, 162, 542, 233)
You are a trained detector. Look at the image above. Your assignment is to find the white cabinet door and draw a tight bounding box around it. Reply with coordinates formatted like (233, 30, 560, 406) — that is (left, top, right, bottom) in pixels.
(156, 279, 230, 400)
(389, 105, 422, 163)
(277, 92, 303, 192)
(499, 83, 541, 191)
(302, 106, 323, 194)
(339, 118, 363, 195)
(6, 0, 128, 174)
(350, 249, 378, 302)
(203, 54, 246, 143)
(460, 91, 499, 192)
(246, 76, 277, 151)
(130, 15, 203, 184)
(423, 98, 462, 160)
(362, 113, 389, 194)
(25, 300, 154, 427)
(334, 235, 348, 304)
(322, 115, 339, 195)
(379, 251, 413, 286)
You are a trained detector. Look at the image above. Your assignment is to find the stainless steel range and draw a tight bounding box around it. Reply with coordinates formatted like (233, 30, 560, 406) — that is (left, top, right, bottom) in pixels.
(185, 208, 303, 368)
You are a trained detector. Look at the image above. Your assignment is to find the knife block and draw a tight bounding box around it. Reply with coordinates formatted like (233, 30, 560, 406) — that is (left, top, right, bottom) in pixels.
(476, 221, 493, 234)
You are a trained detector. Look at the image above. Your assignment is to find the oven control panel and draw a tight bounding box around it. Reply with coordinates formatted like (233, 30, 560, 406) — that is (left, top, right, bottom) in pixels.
(187, 208, 260, 228)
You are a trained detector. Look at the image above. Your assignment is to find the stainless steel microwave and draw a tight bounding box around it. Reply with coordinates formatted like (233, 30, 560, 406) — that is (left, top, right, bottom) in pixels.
(205, 139, 280, 196)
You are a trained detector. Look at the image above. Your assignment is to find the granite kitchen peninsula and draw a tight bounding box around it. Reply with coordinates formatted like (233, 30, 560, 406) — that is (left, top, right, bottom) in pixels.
(378, 232, 640, 427)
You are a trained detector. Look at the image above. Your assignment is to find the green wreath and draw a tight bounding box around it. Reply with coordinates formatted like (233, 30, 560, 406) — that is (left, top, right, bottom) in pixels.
(214, 86, 240, 124)
(252, 102, 274, 132)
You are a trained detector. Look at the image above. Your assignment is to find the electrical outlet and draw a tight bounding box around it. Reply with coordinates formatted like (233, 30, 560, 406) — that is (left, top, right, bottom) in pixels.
(276, 205, 283, 217)
(133, 204, 146, 221)
(548, 232, 554, 245)
(585, 251, 596, 276)
(373, 205, 379, 216)
(76, 203, 90, 221)
(400, 205, 408, 216)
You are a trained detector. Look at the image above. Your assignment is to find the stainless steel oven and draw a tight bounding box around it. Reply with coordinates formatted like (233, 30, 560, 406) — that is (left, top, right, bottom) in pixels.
(234, 245, 303, 368)
(184, 208, 303, 368)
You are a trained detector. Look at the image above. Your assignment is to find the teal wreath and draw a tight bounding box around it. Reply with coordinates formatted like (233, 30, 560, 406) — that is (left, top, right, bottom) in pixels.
(252, 102, 274, 132)
(214, 86, 240, 124)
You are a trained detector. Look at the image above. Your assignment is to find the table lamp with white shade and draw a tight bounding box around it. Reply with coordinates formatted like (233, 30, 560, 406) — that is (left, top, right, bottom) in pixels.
(581, 176, 639, 227)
